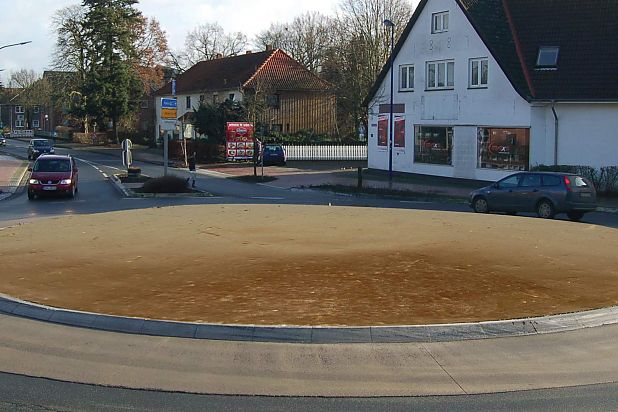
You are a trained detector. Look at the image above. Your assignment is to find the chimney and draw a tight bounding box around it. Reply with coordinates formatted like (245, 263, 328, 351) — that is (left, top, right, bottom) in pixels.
(265, 44, 273, 51)
(215, 53, 223, 59)
(246, 50, 252, 54)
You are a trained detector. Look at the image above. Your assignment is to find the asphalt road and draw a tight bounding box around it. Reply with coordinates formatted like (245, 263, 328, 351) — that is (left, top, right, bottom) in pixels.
(1, 138, 618, 410)
(1, 372, 617, 412)
(1, 138, 617, 227)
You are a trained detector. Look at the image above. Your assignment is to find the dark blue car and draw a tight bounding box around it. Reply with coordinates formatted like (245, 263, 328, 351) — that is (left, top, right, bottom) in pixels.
(469, 172, 597, 221)
(262, 144, 286, 166)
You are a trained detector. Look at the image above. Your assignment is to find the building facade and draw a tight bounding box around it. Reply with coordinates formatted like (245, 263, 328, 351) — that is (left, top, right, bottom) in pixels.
(154, 48, 337, 142)
(366, 0, 618, 181)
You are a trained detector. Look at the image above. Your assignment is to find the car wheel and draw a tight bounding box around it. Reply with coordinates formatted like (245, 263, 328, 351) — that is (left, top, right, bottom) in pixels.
(473, 197, 489, 213)
(536, 199, 555, 219)
(27, 190, 35, 200)
(567, 211, 584, 222)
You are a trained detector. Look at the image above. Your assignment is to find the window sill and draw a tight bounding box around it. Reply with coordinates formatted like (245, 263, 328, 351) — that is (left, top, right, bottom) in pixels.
(424, 87, 455, 92)
(398, 89, 414, 93)
(468, 85, 488, 90)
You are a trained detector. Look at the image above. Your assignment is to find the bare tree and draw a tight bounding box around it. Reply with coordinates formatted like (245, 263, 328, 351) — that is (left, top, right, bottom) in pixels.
(321, 0, 413, 138)
(255, 12, 335, 73)
(133, 16, 170, 93)
(179, 22, 248, 68)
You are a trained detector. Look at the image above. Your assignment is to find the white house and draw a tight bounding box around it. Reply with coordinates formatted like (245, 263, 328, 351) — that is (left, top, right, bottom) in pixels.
(366, 0, 618, 181)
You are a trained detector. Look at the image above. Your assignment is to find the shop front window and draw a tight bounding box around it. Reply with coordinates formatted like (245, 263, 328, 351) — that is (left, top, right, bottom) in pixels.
(414, 126, 453, 165)
(477, 127, 530, 171)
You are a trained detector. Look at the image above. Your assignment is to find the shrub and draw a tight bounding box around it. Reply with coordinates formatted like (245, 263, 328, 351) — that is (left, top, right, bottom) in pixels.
(141, 175, 189, 193)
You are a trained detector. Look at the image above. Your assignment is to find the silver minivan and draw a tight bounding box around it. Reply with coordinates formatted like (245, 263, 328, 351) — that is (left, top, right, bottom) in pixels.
(469, 172, 597, 221)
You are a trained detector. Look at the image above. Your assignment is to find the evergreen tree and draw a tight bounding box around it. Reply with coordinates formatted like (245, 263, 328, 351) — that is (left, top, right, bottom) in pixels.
(81, 0, 142, 143)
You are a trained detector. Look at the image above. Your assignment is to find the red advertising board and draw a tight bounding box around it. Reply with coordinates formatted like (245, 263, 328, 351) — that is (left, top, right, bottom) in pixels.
(394, 115, 405, 148)
(377, 115, 388, 147)
(226, 122, 255, 161)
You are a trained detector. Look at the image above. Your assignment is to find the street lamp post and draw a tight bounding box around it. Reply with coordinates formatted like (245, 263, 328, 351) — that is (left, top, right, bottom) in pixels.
(383, 19, 395, 186)
(0, 41, 32, 51)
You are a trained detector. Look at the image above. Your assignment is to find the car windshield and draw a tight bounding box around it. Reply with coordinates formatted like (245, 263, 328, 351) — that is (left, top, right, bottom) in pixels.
(34, 159, 71, 172)
(33, 140, 50, 147)
(265, 146, 283, 153)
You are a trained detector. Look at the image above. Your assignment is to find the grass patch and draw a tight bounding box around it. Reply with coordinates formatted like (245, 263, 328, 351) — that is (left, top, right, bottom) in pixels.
(311, 184, 468, 203)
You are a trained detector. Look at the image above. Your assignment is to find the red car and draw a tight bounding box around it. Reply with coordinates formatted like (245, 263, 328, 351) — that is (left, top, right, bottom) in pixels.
(28, 155, 79, 200)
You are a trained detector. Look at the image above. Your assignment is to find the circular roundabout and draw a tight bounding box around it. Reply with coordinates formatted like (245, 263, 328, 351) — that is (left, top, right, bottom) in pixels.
(1, 205, 618, 327)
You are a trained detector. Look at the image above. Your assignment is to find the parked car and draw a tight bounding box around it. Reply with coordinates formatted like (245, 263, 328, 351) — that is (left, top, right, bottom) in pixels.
(28, 155, 78, 200)
(0, 136, 5, 146)
(262, 144, 286, 166)
(469, 172, 596, 221)
(27, 138, 55, 160)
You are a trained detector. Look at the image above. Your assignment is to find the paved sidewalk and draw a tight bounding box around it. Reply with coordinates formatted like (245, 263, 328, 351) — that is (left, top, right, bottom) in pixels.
(0, 155, 28, 201)
(2, 313, 618, 397)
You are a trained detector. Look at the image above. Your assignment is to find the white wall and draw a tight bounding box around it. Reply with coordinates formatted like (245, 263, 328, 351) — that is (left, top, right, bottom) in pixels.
(551, 103, 618, 168)
(368, 0, 530, 181)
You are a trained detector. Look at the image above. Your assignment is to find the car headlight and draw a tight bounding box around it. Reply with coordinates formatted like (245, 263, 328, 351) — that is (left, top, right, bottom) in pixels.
(32, 149, 39, 153)
(60, 179, 72, 185)
(49, 148, 55, 153)
(29, 179, 40, 184)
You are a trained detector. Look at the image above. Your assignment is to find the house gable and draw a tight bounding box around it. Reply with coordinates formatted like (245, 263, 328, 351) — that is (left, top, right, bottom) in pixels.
(244, 49, 332, 92)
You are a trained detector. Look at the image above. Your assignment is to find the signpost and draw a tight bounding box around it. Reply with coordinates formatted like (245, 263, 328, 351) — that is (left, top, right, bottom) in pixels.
(122, 139, 133, 168)
(160, 97, 178, 176)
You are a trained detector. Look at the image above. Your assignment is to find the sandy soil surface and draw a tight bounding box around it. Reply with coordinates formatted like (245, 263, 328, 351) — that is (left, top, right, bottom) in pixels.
(1, 205, 618, 326)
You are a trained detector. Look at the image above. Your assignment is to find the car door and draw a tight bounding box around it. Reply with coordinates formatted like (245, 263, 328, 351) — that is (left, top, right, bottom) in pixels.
(487, 174, 522, 211)
(512, 173, 542, 211)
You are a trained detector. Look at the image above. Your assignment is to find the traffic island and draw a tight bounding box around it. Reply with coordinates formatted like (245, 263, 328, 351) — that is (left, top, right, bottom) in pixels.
(1, 205, 617, 337)
(111, 173, 211, 198)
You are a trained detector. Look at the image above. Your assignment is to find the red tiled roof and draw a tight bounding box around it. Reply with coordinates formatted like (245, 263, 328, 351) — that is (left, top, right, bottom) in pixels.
(156, 49, 331, 96)
(244, 50, 332, 91)
(156, 50, 276, 95)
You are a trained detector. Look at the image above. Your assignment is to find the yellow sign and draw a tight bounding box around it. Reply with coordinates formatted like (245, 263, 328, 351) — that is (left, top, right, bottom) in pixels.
(161, 108, 177, 120)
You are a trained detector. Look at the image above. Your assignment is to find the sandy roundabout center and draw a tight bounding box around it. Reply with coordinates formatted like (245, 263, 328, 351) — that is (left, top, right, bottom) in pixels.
(1, 204, 618, 326)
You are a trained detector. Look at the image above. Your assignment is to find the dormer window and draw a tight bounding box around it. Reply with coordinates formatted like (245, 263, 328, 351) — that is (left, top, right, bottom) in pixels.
(536, 46, 559, 68)
(432, 11, 449, 33)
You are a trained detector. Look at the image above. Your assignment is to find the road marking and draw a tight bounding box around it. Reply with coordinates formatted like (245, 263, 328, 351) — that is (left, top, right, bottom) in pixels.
(102, 173, 108, 178)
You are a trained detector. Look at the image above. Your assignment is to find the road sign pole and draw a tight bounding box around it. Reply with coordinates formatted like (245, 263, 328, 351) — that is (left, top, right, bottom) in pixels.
(163, 132, 168, 176)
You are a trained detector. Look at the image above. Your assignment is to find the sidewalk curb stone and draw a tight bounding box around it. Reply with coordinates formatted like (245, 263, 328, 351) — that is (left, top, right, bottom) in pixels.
(1, 294, 617, 344)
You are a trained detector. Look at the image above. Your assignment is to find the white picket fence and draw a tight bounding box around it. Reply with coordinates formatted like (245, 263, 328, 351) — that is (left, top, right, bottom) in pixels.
(10, 129, 34, 138)
(282, 144, 367, 161)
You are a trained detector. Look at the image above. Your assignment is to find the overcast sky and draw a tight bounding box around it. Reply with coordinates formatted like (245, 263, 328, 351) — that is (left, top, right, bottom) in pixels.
(0, 0, 356, 84)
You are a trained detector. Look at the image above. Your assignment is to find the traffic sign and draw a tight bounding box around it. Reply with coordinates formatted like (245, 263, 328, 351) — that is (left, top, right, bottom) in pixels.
(161, 98, 177, 120)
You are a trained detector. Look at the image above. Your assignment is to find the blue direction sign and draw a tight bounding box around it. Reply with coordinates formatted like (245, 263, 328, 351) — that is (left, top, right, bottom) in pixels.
(161, 97, 178, 122)
(161, 98, 177, 109)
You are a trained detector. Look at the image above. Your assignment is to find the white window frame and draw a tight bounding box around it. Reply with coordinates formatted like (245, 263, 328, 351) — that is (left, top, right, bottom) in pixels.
(469, 57, 489, 88)
(32, 119, 40, 128)
(536, 46, 560, 68)
(185, 96, 191, 109)
(15, 106, 24, 114)
(431, 11, 449, 34)
(15, 115, 24, 128)
(426, 60, 455, 90)
(399, 64, 415, 92)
